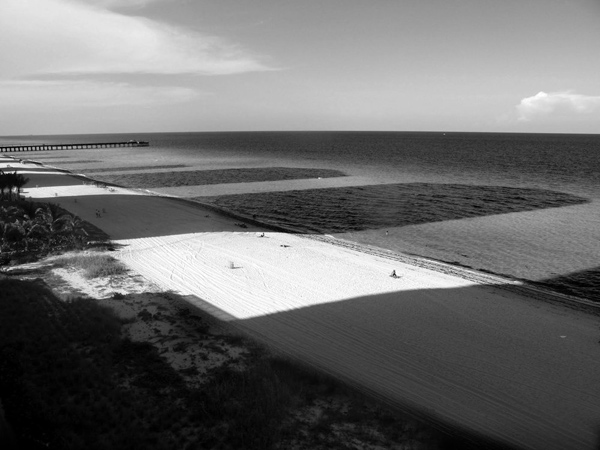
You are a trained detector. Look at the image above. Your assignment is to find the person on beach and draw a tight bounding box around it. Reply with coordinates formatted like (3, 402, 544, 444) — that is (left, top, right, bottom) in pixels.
(390, 270, 398, 278)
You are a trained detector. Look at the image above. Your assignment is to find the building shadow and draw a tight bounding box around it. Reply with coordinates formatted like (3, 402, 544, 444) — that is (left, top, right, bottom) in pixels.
(226, 283, 600, 450)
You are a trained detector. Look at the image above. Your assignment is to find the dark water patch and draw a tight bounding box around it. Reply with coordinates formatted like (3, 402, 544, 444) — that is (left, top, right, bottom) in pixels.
(534, 268, 600, 303)
(200, 183, 588, 233)
(0, 167, 72, 173)
(45, 160, 101, 164)
(14, 156, 69, 160)
(92, 167, 346, 188)
(82, 164, 187, 173)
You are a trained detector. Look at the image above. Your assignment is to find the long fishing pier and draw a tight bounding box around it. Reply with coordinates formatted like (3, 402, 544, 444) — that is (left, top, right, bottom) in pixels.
(0, 141, 149, 152)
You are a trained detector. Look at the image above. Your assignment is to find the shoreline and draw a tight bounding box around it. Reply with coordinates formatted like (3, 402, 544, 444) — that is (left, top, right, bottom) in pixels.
(120, 181, 600, 313)
(6, 152, 600, 310)
(81, 160, 600, 306)
(4, 154, 600, 450)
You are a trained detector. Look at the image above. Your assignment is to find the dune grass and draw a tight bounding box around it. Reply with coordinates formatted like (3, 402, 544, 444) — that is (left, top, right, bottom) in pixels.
(53, 253, 128, 279)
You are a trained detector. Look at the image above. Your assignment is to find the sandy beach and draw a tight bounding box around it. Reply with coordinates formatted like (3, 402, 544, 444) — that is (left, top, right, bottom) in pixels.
(3, 154, 600, 450)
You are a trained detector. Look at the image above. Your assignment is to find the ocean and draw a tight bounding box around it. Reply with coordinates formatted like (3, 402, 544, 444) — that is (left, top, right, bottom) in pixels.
(3, 131, 600, 300)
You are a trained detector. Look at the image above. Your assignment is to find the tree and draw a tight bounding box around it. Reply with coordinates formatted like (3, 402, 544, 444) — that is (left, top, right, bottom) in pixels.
(0, 171, 29, 201)
(11, 172, 29, 200)
(0, 170, 7, 200)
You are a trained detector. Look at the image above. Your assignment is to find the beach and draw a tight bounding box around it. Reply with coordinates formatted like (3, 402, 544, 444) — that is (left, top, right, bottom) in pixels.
(7, 131, 600, 304)
(2, 152, 600, 449)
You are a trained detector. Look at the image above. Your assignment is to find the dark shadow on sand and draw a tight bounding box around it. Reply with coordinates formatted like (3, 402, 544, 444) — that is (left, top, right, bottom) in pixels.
(21, 172, 89, 188)
(231, 283, 600, 450)
(200, 183, 589, 233)
(38, 160, 102, 165)
(89, 167, 347, 188)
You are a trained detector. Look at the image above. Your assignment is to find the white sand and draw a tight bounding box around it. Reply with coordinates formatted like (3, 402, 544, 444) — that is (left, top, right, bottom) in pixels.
(4, 155, 600, 450)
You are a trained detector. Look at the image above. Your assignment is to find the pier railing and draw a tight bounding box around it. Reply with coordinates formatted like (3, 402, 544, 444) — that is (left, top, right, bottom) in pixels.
(0, 141, 149, 152)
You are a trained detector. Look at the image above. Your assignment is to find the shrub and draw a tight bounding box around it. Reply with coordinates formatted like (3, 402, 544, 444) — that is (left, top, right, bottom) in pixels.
(0, 200, 91, 263)
(54, 253, 128, 279)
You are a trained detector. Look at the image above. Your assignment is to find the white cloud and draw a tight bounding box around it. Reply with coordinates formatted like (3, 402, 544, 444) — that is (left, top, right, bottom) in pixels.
(82, 0, 168, 8)
(0, 0, 271, 77)
(0, 80, 202, 109)
(517, 91, 600, 121)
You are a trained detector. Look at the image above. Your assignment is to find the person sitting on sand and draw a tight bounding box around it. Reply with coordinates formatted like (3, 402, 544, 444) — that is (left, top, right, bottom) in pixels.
(390, 270, 398, 278)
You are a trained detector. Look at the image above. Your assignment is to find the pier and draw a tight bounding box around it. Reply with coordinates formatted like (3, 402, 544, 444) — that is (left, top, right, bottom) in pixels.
(0, 140, 149, 152)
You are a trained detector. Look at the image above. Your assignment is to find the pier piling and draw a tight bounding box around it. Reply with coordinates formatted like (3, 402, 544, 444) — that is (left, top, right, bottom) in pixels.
(0, 141, 149, 152)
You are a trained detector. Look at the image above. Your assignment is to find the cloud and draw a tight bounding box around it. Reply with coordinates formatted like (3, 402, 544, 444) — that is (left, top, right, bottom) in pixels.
(517, 91, 600, 121)
(0, 0, 271, 77)
(0, 80, 202, 109)
(82, 0, 167, 7)
(81, 0, 177, 11)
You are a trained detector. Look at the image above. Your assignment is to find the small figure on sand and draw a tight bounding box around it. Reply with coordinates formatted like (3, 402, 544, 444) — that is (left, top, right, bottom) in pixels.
(259, 232, 265, 238)
(390, 270, 399, 278)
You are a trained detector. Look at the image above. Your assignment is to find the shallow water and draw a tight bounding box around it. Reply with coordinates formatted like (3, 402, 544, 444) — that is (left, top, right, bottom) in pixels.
(3, 131, 600, 300)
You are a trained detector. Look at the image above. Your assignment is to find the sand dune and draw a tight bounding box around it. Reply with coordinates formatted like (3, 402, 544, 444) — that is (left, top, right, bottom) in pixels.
(5, 155, 600, 450)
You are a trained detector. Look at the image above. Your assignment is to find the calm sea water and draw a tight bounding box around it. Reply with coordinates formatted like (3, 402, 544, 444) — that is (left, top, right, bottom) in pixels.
(3, 131, 600, 299)
(5, 131, 600, 195)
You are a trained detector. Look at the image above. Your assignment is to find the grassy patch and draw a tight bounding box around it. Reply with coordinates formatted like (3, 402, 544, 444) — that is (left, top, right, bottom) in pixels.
(54, 253, 128, 279)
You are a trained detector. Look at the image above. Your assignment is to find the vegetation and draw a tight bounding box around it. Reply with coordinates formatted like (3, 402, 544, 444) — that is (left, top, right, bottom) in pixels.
(53, 253, 128, 279)
(1, 170, 91, 264)
(0, 170, 29, 202)
(1, 201, 90, 265)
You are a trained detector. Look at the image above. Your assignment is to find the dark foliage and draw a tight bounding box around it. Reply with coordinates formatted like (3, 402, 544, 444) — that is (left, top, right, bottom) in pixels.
(0, 171, 29, 202)
(1, 201, 90, 264)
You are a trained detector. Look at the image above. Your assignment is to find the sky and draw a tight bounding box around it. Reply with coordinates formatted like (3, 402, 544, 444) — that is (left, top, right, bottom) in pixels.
(1, 0, 599, 135)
